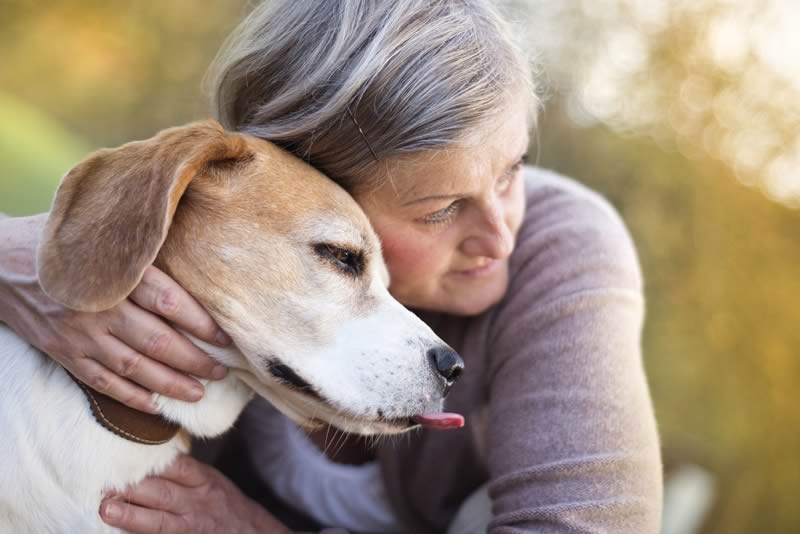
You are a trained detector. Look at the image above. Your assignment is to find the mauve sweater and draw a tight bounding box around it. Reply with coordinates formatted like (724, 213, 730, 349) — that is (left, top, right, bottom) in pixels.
(207, 167, 662, 533)
(375, 167, 662, 533)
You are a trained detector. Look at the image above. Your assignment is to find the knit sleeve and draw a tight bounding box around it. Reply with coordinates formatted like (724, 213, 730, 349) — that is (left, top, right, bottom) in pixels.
(484, 171, 662, 533)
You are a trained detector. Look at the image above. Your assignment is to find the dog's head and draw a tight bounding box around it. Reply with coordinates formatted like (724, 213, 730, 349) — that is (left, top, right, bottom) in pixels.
(37, 120, 463, 435)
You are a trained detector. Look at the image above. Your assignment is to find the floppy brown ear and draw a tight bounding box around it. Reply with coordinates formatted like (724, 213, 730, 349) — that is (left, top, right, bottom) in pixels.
(37, 119, 251, 312)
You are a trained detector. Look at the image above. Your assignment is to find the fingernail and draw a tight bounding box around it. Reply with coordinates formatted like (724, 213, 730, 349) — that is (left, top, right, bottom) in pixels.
(188, 383, 204, 401)
(146, 401, 160, 414)
(102, 501, 121, 520)
(211, 364, 228, 380)
(215, 330, 232, 345)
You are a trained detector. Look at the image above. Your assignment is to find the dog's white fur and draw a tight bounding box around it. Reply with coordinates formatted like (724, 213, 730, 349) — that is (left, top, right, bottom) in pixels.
(0, 121, 458, 532)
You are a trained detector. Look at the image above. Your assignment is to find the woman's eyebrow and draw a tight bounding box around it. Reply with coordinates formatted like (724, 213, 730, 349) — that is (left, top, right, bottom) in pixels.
(402, 193, 466, 206)
(515, 138, 530, 162)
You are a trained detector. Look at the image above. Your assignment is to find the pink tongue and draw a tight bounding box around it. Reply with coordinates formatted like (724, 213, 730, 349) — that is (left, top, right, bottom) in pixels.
(412, 413, 465, 430)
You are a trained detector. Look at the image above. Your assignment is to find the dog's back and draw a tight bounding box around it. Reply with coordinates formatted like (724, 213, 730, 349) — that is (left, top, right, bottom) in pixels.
(0, 324, 184, 533)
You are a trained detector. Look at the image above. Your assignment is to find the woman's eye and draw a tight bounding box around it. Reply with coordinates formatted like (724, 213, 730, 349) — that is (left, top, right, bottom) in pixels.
(498, 156, 527, 193)
(422, 201, 461, 225)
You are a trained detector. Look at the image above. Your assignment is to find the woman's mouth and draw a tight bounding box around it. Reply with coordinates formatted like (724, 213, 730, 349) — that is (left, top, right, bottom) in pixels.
(451, 259, 500, 278)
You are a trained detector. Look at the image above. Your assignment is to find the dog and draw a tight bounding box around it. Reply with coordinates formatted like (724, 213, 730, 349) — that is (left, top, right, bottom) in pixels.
(0, 120, 464, 532)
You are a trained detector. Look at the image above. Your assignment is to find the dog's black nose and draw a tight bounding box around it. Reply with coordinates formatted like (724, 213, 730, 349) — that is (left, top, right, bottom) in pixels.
(428, 346, 464, 385)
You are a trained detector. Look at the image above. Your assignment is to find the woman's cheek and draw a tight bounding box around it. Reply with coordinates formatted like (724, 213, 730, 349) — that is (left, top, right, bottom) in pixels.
(380, 232, 430, 280)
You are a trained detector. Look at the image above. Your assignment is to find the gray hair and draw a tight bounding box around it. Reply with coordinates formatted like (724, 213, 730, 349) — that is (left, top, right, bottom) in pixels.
(207, 0, 535, 193)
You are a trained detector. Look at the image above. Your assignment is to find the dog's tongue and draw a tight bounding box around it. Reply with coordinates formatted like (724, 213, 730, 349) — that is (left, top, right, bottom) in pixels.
(412, 413, 464, 430)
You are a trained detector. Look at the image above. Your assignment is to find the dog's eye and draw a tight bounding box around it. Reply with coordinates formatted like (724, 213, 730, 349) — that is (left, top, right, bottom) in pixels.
(313, 243, 364, 276)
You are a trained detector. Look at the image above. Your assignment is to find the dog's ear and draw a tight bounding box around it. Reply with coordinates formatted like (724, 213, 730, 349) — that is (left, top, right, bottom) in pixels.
(37, 119, 252, 312)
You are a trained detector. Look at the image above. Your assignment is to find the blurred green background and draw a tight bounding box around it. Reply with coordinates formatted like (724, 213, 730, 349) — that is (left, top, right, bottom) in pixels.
(1, 2, 797, 533)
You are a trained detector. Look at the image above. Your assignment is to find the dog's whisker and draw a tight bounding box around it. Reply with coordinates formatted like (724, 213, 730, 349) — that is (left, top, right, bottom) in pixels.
(332, 438, 346, 459)
(333, 430, 351, 459)
(324, 422, 333, 451)
(325, 424, 346, 457)
(324, 428, 340, 456)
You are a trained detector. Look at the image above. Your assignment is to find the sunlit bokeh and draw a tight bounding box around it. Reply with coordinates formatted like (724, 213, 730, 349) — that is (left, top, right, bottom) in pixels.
(516, 0, 800, 208)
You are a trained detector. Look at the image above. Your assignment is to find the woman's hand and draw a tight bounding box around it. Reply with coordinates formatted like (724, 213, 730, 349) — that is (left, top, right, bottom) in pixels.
(0, 214, 230, 413)
(100, 455, 293, 534)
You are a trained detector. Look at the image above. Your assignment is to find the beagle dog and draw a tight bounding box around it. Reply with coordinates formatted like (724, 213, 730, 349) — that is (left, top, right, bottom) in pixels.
(0, 120, 463, 532)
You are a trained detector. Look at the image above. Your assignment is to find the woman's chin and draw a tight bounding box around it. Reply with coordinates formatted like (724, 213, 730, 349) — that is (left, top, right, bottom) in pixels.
(433, 266, 511, 316)
(447, 291, 506, 316)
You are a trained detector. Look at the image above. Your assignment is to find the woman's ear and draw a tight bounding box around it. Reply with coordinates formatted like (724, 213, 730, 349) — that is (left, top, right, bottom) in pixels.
(37, 120, 252, 312)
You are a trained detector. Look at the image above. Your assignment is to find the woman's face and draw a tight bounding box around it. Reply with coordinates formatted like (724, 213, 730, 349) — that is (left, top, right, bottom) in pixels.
(355, 96, 530, 316)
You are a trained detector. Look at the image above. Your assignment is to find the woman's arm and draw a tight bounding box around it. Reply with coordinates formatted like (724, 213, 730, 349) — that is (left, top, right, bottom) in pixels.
(0, 213, 231, 411)
(485, 180, 662, 533)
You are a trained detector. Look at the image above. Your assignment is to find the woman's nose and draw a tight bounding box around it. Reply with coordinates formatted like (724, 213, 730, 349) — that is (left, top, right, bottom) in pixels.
(460, 202, 514, 259)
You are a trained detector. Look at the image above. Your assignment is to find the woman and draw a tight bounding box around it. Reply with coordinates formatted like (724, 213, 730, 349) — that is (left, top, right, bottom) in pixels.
(0, 1, 662, 532)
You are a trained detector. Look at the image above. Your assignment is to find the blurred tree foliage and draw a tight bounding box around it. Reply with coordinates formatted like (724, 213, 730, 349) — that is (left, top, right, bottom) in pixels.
(0, 0, 246, 146)
(0, 92, 90, 214)
(1, 2, 798, 533)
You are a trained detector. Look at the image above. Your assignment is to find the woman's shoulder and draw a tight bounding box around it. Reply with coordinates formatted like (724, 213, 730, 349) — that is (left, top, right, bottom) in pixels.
(508, 166, 643, 304)
(522, 166, 622, 222)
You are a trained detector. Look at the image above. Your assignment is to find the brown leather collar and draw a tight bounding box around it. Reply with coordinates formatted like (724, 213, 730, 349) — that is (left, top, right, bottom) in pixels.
(68, 372, 180, 445)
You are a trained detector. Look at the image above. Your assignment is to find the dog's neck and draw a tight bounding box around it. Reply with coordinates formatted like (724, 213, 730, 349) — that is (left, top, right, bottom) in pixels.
(70, 335, 262, 442)
(149, 337, 255, 439)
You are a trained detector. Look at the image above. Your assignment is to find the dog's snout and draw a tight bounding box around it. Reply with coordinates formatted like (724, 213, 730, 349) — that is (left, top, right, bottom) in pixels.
(427, 346, 464, 387)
